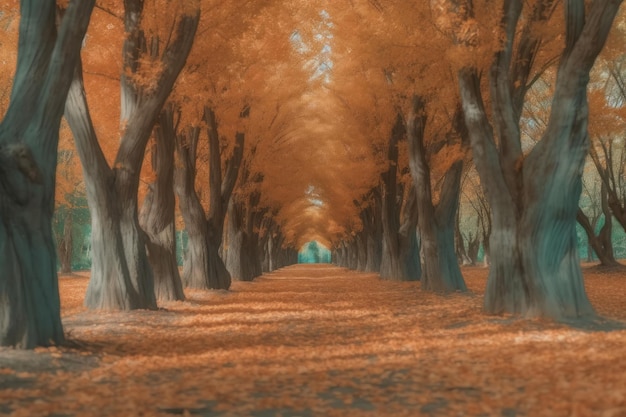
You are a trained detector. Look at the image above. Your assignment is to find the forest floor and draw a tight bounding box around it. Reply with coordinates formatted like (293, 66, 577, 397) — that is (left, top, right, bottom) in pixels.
(1, 264, 626, 417)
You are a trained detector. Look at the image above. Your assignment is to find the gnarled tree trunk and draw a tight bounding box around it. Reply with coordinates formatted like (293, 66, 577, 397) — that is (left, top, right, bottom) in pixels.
(380, 114, 420, 281)
(0, 0, 94, 348)
(457, 0, 621, 320)
(65, 3, 199, 309)
(175, 127, 211, 289)
(407, 97, 467, 293)
(139, 105, 185, 301)
(174, 107, 245, 290)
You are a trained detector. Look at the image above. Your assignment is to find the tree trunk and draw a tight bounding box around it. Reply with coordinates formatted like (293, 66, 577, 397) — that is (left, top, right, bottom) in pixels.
(355, 233, 367, 271)
(65, 62, 156, 310)
(576, 183, 618, 267)
(457, 0, 621, 320)
(57, 207, 73, 274)
(139, 105, 185, 301)
(464, 228, 480, 265)
(233, 193, 265, 281)
(203, 107, 232, 289)
(454, 212, 468, 266)
(589, 137, 626, 235)
(174, 127, 212, 289)
(225, 199, 245, 280)
(262, 234, 272, 273)
(247, 207, 265, 278)
(407, 96, 466, 293)
(380, 115, 420, 281)
(417, 162, 467, 293)
(174, 108, 245, 290)
(364, 191, 383, 272)
(0, 0, 94, 347)
(65, 4, 199, 309)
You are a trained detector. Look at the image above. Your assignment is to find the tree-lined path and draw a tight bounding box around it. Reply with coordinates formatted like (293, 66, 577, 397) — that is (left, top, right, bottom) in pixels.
(1, 265, 625, 416)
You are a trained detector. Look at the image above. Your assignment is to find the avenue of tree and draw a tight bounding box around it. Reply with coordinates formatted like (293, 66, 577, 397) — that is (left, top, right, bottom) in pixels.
(0, 0, 624, 348)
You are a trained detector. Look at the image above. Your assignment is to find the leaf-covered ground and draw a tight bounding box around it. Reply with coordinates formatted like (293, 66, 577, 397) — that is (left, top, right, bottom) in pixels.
(1, 264, 625, 416)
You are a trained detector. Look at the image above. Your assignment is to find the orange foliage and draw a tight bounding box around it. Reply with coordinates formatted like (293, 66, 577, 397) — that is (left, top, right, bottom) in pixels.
(0, 0, 623, 250)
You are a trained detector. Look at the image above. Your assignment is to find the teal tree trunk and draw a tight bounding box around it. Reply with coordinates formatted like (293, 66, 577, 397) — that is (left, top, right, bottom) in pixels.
(139, 104, 185, 301)
(407, 97, 467, 293)
(0, 0, 95, 348)
(457, 0, 622, 320)
(64, 1, 199, 309)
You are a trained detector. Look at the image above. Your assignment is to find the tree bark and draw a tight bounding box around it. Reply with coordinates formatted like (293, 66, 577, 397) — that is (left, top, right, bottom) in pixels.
(576, 179, 619, 267)
(364, 190, 383, 272)
(174, 127, 211, 289)
(380, 115, 420, 281)
(225, 198, 245, 280)
(589, 138, 626, 235)
(57, 207, 73, 274)
(139, 105, 185, 301)
(407, 96, 467, 293)
(175, 108, 245, 289)
(0, 0, 94, 348)
(65, 4, 199, 309)
(225, 193, 264, 282)
(457, 0, 622, 320)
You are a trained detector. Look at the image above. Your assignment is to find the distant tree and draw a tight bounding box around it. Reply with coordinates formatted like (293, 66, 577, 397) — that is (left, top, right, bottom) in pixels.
(577, 180, 619, 266)
(0, 0, 94, 348)
(588, 60, 626, 236)
(460, 170, 492, 266)
(309, 241, 321, 263)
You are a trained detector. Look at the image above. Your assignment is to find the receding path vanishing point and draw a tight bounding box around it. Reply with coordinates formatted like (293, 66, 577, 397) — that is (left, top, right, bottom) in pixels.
(1, 264, 625, 416)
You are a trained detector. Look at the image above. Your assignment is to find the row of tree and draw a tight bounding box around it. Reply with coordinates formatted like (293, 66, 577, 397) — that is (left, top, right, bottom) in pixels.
(327, 0, 625, 322)
(0, 0, 624, 349)
(0, 0, 304, 348)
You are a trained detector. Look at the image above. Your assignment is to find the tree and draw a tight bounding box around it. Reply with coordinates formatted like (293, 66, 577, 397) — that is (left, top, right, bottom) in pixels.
(460, 169, 492, 266)
(224, 158, 266, 282)
(451, 0, 623, 320)
(577, 180, 619, 266)
(523, 55, 624, 267)
(587, 55, 626, 236)
(64, 1, 199, 309)
(168, 0, 294, 288)
(174, 106, 245, 290)
(0, 0, 95, 348)
(139, 104, 185, 301)
(54, 120, 87, 274)
(379, 114, 420, 281)
(407, 97, 467, 292)
(325, 1, 470, 285)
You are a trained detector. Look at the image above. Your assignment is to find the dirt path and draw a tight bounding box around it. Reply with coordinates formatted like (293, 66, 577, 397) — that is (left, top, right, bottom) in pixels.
(1, 264, 625, 416)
